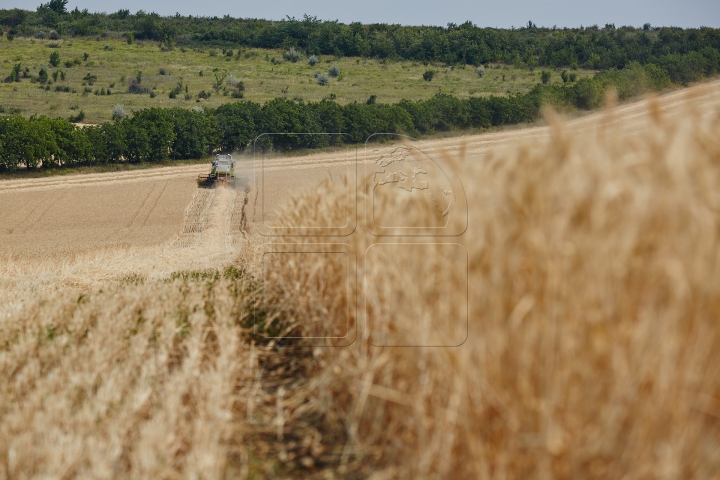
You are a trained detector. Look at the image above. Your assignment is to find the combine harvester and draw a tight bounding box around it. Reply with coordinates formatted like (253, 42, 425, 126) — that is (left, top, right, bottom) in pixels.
(197, 154, 249, 190)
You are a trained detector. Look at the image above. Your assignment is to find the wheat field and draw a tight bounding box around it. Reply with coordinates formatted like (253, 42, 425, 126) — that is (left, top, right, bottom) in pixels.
(1, 81, 720, 478)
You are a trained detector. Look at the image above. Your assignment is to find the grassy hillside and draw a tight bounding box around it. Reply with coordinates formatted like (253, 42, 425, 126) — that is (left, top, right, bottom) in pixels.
(0, 36, 594, 123)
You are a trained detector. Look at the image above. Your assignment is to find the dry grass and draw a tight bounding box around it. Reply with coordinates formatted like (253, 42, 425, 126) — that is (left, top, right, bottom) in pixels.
(265, 89, 720, 478)
(0, 273, 351, 478)
(1, 85, 720, 478)
(0, 184, 349, 478)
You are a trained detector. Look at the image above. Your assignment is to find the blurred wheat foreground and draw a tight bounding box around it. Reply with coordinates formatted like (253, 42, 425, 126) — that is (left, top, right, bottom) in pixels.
(2, 82, 720, 478)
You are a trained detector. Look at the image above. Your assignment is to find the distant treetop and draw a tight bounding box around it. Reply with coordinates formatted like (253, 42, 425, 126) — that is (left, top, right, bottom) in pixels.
(38, 0, 68, 15)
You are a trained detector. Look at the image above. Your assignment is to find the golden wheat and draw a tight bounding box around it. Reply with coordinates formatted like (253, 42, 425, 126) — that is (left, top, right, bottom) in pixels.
(1, 83, 720, 478)
(267, 88, 720, 478)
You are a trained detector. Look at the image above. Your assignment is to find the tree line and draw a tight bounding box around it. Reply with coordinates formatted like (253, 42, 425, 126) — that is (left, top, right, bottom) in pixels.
(0, 61, 687, 170)
(1, 6, 719, 70)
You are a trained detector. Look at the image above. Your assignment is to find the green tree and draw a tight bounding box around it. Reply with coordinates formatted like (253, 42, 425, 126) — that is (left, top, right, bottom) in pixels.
(212, 73, 226, 92)
(168, 108, 213, 159)
(136, 13, 163, 40)
(541, 70, 551, 84)
(85, 123, 126, 163)
(49, 51, 60, 67)
(9, 64, 22, 82)
(213, 101, 261, 152)
(124, 108, 175, 162)
(573, 77, 604, 109)
(43, 118, 91, 167)
(22, 117, 57, 168)
(0, 115, 28, 170)
(41, 0, 68, 15)
(311, 98, 346, 137)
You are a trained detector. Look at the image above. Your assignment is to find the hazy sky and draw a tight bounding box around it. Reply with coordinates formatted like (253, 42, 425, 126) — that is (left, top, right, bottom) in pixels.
(4, 0, 720, 28)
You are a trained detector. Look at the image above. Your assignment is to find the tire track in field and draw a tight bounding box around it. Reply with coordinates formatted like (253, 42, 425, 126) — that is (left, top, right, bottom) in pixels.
(8, 192, 52, 234)
(20, 189, 68, 234)
(126, 182, 158, 228)
(140, 181, 169, 227)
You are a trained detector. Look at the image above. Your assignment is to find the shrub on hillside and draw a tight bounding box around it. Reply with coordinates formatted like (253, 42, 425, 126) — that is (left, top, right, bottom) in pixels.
(316, 73, 329, 85)
(68, 110, 85, 123)
(283, 47, 303, 63)
(5, 64, 22, 83)
(111, 105, 126, 121)
(127, 79, 149, 94)
(308, 55, 318, 66)
(328, 66, 340, 77)
(83, 73, 97, 85)
(231, 80, 245, 98)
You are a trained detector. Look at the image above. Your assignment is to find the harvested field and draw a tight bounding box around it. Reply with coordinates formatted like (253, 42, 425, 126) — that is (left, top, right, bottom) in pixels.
(0, 174, 198, 257)
(1, 80, 720, 478)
